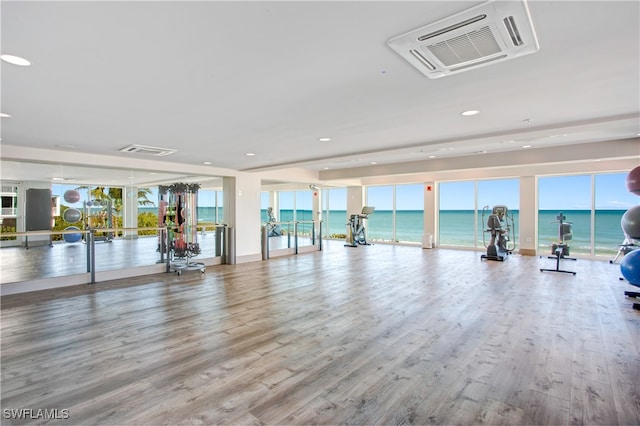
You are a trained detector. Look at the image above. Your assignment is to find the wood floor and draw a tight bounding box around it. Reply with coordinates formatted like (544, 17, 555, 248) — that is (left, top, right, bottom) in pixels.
(1, 242, 639, 425)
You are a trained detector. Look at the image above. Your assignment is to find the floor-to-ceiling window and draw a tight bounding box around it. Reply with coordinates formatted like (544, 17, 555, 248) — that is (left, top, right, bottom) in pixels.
(322, 187, 347, 238)
(295, 190, 313, 235)
(595, 172, 637, 256)
(395, 184, 424, 243)
(198, 189, 223, 229)
(538, 174, 592, 256)
(439, 181, 476, 247)
(362, 184, 424, 244)
(366, 185, 394, 242)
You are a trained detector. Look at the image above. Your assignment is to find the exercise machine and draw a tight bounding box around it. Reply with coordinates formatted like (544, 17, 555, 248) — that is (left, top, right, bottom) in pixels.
(345, 206, 375, 247)
(609, 235, 639, 264)
(540, 212, 576, 275)
(266, 207, 283, 237)
(480, 205, 515, 261)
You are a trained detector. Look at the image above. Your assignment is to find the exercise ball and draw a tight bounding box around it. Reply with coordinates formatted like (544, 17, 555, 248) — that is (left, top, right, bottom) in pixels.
(621, 205, 640, 239)
(62, 208, 82, 223)
(63, 189, 81, 203)
(62, 226, 82, 243)
(626, 165, 640, 196)
(620, 248, 640, 286)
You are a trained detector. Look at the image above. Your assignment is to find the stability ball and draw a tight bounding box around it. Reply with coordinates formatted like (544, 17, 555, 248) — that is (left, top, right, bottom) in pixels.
(63, 226, 82, 243)
(62, 208, 82, 223)
(621, 205, 640, 239)
(626, 165, 640, 196)
(620, 248, 640, 286)
(63, 189, 81, 203)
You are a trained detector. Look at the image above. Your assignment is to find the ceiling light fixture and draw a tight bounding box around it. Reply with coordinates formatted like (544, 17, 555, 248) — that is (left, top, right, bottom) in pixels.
(203, 161, 212, 165)
(428, 155, 437, 159)
(461, 110, 480, 116)
(245, 152, 255, 156)
(0, 113, 11, 118)
(522, 144, 532, 148)
(318, 137, 331, 142)
(370, 161, 377, 165)
(1, 54, 31, 66)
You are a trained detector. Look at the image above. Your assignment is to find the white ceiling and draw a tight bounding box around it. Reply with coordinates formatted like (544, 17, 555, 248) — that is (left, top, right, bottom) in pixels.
(1, 0, 639, 186)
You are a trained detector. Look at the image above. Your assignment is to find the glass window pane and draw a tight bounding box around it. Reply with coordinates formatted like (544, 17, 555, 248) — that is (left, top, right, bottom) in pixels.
(366, 186, 393, 242)
(279, 192, 294, 223)
(295, 190, 313, 234)
(261, 192, 269, 223)
(538, 175, 591, 255)
(396, 184, 424, 243)
(322, 188, 347, 238)
(595, 173, 637, 257)
(439, 181, 475, 246)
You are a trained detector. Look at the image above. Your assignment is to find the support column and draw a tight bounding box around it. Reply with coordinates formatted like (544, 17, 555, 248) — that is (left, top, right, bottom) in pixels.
(223, 173, 262, 263)
(519, 176, 537, 255)
(123, 186, 139, 240)
(423, 182, 436, 248)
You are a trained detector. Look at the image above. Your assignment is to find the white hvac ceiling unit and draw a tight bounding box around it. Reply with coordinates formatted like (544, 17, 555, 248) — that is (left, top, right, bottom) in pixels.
(387, 0, 539, 79)
(119, 144, 177, 156)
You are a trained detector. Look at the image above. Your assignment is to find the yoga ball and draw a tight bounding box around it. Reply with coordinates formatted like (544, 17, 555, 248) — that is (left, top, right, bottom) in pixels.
(620, 248, 640, 286)
(63, 226, 82, 243)
(621, 205, 640, 239)
(63, 189, 81, 203)
(62, 208, 82, 223)
(626, 165, 640, 196)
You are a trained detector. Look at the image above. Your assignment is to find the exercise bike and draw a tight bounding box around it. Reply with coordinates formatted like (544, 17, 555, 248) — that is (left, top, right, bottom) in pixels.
(265, 207, 283, 237)
(480, 205, 515, 261)
(540, 212, 576, 275)
(345, 206, 375, 247)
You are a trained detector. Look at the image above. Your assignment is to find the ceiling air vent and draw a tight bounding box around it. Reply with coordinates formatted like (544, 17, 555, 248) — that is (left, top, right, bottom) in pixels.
(387, 0, 539, 79)
(119, 144, 177, 156)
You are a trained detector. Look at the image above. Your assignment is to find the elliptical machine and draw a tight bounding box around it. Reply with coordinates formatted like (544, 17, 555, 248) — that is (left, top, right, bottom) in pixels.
(266, 207, 283, 237)
(481, 205, 515, 261)
(345, 206, 375, 247)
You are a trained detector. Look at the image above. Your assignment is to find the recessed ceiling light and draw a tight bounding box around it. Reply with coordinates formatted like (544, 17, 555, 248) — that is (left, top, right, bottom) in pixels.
(428, 155, 436, 159)
(1, 54, 31, 66)
(323, 167, 330, 170)
(52, 177, 65, 181)
(522, 145, 532, 148)
(461, 110, 480, 116)
(318, 137, 331, 142)
(245, 152, 255, 156)
(0, 113, 11, 118)
(203, 161, 212, 165)
(370, 161, 377, 165)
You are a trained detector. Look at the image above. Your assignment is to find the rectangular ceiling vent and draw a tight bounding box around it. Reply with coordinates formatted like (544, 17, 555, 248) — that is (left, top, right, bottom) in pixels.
(119, 144, 177, 156)
(387, 0, 539, 79)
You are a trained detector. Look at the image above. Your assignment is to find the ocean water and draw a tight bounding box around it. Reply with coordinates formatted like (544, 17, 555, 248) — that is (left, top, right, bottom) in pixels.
(140, 207, 627, 256)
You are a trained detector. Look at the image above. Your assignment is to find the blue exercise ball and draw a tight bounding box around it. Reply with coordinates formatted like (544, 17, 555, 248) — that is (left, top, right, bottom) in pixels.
(620, 248, 640, 286)
(621, 205, 640, 239)
(62, 208, 82, 223)
(63, 189, 81, 203)
(63, 226, 82, 243)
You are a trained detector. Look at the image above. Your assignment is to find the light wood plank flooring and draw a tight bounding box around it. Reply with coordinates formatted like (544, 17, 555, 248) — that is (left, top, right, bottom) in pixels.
(1, 242, 639, 425)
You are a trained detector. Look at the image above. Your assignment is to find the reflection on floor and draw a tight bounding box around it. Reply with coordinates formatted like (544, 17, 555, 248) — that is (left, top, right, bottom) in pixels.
(0, 233, 321, 284)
